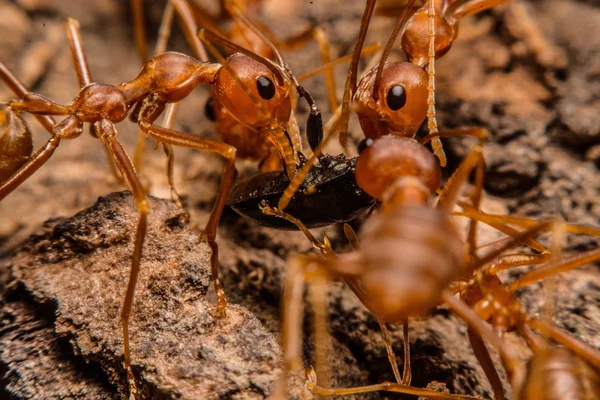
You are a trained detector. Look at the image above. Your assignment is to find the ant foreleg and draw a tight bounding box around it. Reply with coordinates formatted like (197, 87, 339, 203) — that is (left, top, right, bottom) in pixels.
(94, 119, 149, 399)
(467, 328, 505, 400)
(159, 106, 189, 221)
(138, 118, 236, 317)
(0, 62, 55, 132)
(273, 253, 315, 400)
(309, 381, 480, 399)
(377, 319, 404, 384)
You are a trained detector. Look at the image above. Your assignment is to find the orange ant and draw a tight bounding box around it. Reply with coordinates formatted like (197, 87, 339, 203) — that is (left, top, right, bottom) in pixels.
(0, 16, 325, 397)
(259, 0, 599, 397)
(367, 0, 518, 165)
(460, 229, 600, 400)
(129, 0, 337, 176)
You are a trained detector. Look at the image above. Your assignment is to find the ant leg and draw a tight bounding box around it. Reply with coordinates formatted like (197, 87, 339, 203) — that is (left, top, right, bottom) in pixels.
(66, 18, 126, 187)
(0, 62, 56, 132)
(159, 103, 189, 220)
(162, 143, 189, 221)
(454, 207, 600, 238)
(487, 253, 551, 275)
(171, 0, 209, 61)
(94, 120, 149, 399)
(508, 246, 600, 291)
(133, 1, 177, 186)
(131, 0, 149, 63)
(401, 320, 411, 385)
(309, 381, 480, 399)
(436, 143, 485, 213)
(441, 290, 522, 388)
(65, 18, 92, 87)
(259, 202, 332, 255)
(138, 119, 236, 317)
(272, 254, 314, 400)
(447, 0, 513, 19)
(310, 275, 332, 391)
(467, 328, 504, 400)
(378, 319, 403, 384)
(457, 202, 549, 255)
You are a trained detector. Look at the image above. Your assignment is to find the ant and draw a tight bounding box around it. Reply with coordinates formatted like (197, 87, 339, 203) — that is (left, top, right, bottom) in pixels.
(262, 1, 600, 397)
(0, 16, 328, 397)
(465, 240, 600, 400)
(367, 0, 518, 166)
(129, 0, 337, 178)
(446, 210, 600, 399)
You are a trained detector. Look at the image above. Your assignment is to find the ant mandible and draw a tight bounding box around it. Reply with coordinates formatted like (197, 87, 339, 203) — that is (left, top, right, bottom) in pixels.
(0, 16, 321, 398)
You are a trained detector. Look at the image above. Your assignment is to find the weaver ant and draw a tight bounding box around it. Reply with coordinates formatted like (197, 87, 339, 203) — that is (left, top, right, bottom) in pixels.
(467, 239, 600, 400)
(0, 14, 335, 397)
(263, 1, 600, 398)
(124, 0, 377, 231)
(129, 0, 337, 176)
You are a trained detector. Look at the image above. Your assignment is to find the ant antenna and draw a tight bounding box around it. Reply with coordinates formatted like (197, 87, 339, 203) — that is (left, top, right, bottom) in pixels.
(225, 0, 286, 67)
(426, 0, 447, 166)
(200, 28, 285, 85)
(372, 0, 417, 100)
(338, 0, 377, 149)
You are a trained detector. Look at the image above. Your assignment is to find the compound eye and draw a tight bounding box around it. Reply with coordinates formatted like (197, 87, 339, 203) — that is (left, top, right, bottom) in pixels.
(257, 76, 276, 100)
(204, 97, 216, 121)
(386, 85, 406, 111)
(357, 138, 374, 154)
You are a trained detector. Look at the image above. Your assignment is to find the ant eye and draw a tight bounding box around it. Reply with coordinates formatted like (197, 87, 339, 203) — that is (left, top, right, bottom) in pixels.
(257, 76, 276, 100)
(386, 85, 406, 111)
(204, 97, 215, 121)
(357, 138, 374, 154)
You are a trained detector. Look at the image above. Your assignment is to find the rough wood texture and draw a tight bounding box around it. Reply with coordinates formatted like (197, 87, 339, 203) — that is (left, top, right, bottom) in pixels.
(0, 0, 599, 399)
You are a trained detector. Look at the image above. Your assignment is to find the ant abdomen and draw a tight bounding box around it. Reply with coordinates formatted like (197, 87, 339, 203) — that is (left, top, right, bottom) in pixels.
(516, 348, 600, 400)
(355, 136, 440, 203)
(347, 205, 463, 322)
(0, 105, 33, 183)
(353, 62, 428, 139)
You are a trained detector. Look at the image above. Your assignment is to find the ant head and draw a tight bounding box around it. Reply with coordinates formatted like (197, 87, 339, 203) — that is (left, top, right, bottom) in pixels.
(353, 62, 428, 139)
(213, 53, 293, 130)
(401, 6, 456, 66)
(355, 135, 440, 203)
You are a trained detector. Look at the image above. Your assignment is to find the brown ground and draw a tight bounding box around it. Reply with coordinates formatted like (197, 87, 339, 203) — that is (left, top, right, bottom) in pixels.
(0, 0, 599, 399)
